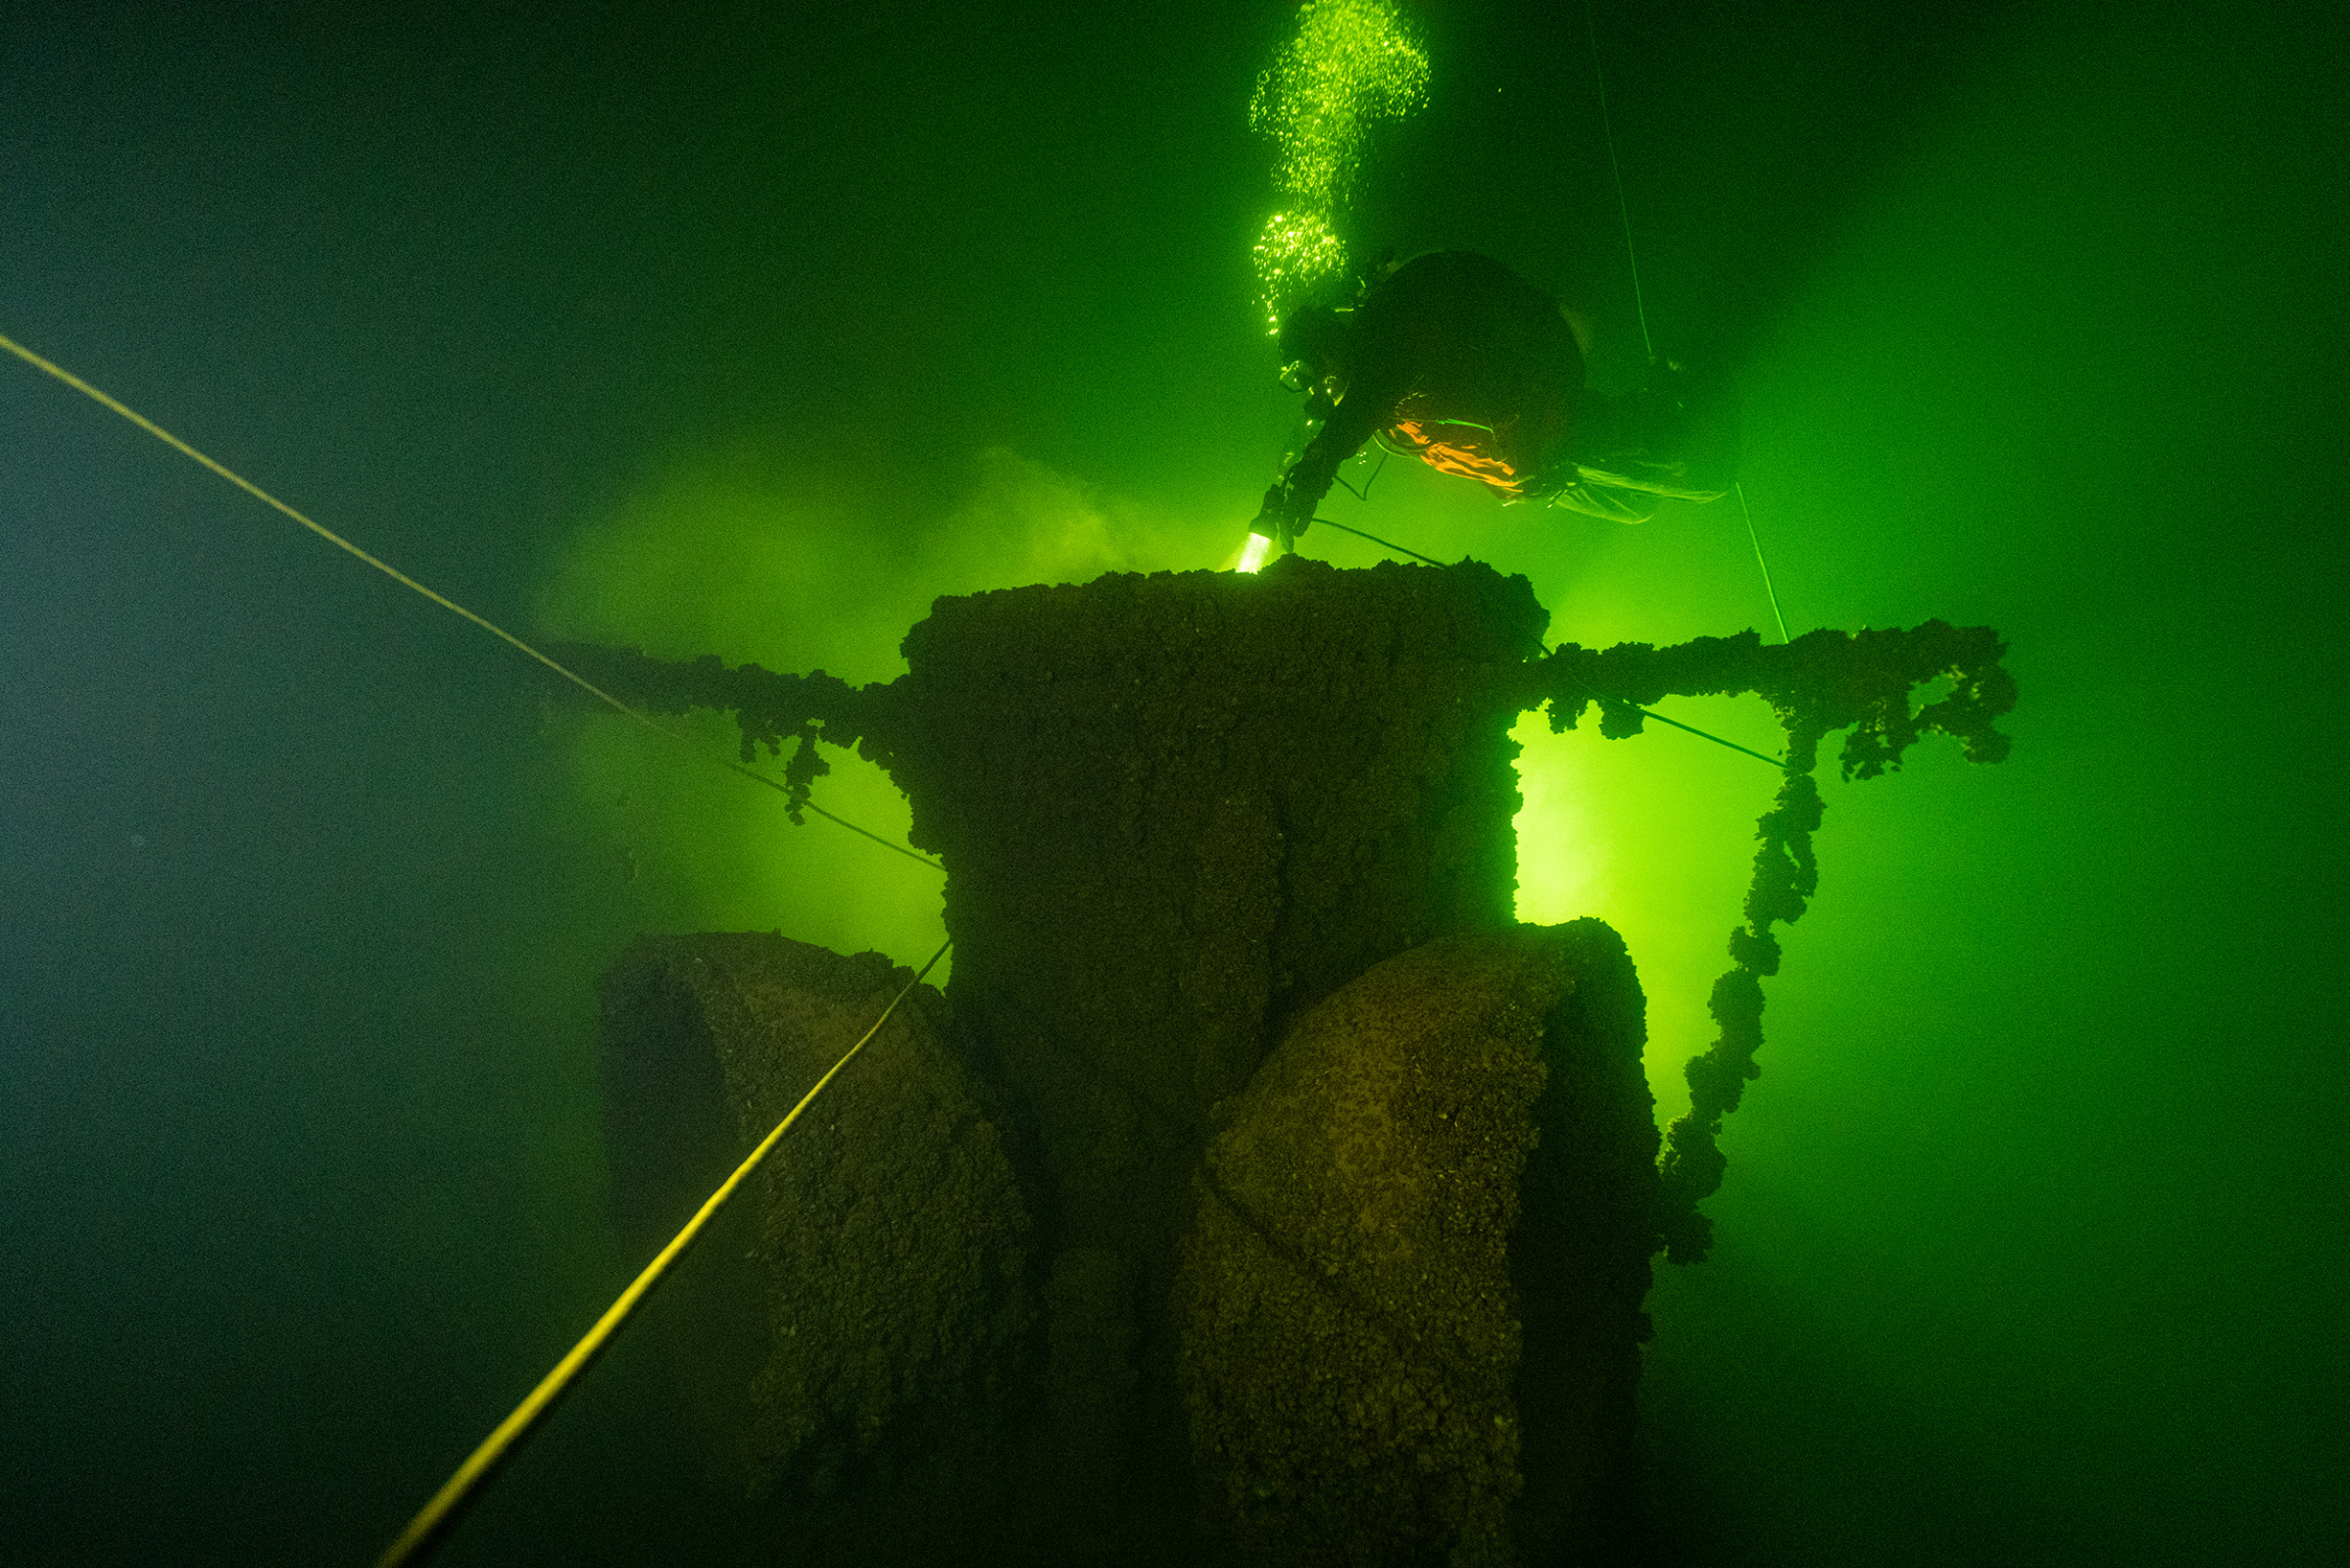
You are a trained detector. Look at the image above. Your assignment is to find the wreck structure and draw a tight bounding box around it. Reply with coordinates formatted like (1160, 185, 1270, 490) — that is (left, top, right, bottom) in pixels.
(574, 557, 2012, 1566)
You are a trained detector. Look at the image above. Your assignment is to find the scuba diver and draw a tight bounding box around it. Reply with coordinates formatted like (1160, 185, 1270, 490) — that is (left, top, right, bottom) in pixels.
(1253, 250, 1737, 549)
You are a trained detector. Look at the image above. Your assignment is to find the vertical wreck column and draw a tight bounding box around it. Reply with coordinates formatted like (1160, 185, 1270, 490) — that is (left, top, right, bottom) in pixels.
(877, 555, 1548, 1551)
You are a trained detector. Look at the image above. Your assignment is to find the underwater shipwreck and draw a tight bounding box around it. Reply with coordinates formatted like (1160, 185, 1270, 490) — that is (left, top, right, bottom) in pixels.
(562, 554, 2014, 1566)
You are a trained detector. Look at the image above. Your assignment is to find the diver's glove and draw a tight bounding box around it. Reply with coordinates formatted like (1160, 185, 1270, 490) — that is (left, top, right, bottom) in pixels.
(1254, 483, 1311, 551)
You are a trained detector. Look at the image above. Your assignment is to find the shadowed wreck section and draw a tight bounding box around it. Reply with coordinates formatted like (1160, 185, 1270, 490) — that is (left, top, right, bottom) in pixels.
(876, 558, 1554, 1556)
(576, 558, 2014, 1565)
(599, 934, 1033, 1559)
(1180, 922, 1655, 1567)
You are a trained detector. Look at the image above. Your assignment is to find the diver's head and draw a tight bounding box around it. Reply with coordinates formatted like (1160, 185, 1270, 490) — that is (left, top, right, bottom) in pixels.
(1277, 302, 1349, 385)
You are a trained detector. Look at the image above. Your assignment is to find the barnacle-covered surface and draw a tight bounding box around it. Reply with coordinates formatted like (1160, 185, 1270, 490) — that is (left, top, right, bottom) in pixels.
(599, 934, 1031, 1557)
(577, 564, 2014, 1558)
(886, 555, 1546, 1554)
(1180, 921, 1655, 1567)
(1522, 624, 2016, 1259)
(573, 599, 2016, 1267)
(1524, 622, 2015, 777)
(569, 601, 2016, 1270)
(542, 641, 886, 825)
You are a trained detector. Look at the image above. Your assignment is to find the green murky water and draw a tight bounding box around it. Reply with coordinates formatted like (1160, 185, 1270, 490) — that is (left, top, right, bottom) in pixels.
(2, 2, 2340, 1561)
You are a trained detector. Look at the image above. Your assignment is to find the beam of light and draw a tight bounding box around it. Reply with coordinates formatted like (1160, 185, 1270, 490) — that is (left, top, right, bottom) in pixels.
(1236, 529, 1275, 574)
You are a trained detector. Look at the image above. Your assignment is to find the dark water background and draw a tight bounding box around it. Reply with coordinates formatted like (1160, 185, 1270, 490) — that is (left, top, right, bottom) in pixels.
(3, 2, 2342, 1561)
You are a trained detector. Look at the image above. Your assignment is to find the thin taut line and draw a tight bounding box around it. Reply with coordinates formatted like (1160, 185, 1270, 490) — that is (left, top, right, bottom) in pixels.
(0, 329, 944, 870)
(1585, 0, 1653, 362)
(1738, 482, 1791, 644)
(1578, 15, 1793, 647)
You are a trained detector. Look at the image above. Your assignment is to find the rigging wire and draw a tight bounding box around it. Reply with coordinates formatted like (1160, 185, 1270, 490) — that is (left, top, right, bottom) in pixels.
(0, 330, 942, 871)
(1584, 0, 1653, 363)
(373, 937, 955, 1568)
(1572, 680, 1788, 772)
(1313, 514, 1787, 771)
(1737, 481, 1792, 645)
(1313, 514, 1449, 567)
(0, 335, 955, 1561)
(1331, 446, 1390, 504)
(1582, 3, 1792, 644)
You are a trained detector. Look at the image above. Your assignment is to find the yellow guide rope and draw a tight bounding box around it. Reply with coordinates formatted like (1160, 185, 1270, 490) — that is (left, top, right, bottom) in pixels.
(0, 329, 957, 1559)
(373, 936, 953, 1568)
(0, 330, 942, 871)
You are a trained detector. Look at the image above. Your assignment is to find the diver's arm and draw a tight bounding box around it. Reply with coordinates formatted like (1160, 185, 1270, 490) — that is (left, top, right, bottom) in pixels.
(1268, 387, 1390, 526)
